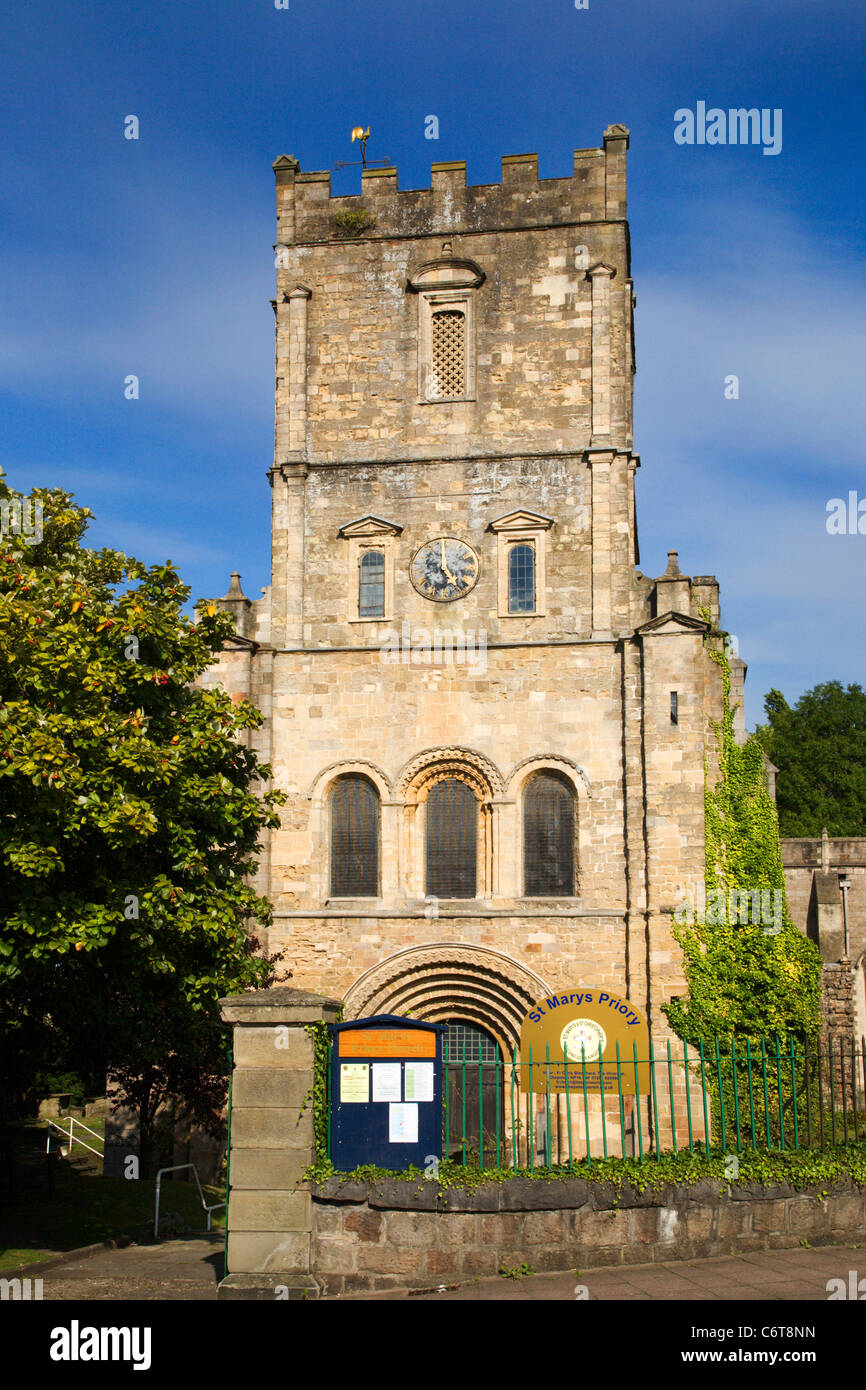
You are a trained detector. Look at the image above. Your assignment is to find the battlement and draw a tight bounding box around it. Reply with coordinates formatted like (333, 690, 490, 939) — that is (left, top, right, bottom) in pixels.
(273, 126, 629, 246)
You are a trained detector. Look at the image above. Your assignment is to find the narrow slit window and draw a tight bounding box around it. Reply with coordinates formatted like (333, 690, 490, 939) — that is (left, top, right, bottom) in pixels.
(330, 775, 379, 897)
(359, 549, 385, 618)
(426, 777, 477, 898)
(430, 309, 466, 399)
(670, 691, 679, 725)
(524, 771, 575, 896)
(508, 542, 536, 613)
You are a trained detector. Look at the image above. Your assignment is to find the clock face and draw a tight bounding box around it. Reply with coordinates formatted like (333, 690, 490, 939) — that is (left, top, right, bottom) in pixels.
(409, 537, 479, 602)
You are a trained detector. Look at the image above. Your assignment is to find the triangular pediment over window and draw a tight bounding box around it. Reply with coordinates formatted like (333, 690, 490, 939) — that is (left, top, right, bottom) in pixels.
(337, 515, 404, 539)
(487, 509, 555, 533)
(635, 611, 708, 636)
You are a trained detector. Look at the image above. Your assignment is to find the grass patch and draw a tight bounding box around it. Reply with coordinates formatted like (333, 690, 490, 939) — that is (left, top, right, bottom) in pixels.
(39, 1113, 106, 1164)
(0, 1248, 57, 1271)
(0, 1150, 224, 1270)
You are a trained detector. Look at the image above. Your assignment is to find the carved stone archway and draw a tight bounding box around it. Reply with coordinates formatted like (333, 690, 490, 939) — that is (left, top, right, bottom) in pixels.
(396, 746, 504, 799)
(396, 748, 504, 898)
(342, 942, 549, 1057)
(505, 755, 588, 898)
(505, 753, 591, 801)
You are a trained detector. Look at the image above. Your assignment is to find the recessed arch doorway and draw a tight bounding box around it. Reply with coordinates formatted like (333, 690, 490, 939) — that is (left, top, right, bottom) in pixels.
(442, 1018, 503, 1165)
(342, 944, 551, 1167)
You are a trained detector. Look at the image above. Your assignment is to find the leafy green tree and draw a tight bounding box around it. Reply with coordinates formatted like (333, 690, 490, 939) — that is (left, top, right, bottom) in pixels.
(755, 682, 866, 836)
(0, 473, 285, 1166)
(664, 645, 822, 1046)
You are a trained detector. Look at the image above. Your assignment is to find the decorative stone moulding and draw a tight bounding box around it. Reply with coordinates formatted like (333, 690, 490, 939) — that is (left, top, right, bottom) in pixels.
(505, 753, 592, 800)
(487, 510, 554, 534)
(342, 942, 550, 1053)
(396, 746, 505, 799)
(307, 758, 392, 801)
(336, 515, 403, 539)
(406, 256, 485, 293)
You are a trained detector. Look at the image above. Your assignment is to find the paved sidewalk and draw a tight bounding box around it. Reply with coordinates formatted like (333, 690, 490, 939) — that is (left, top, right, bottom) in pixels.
(39, 1234, 224, 1301)
(30, 1237, 863, 1301)
(405, 1244, 864, 1301)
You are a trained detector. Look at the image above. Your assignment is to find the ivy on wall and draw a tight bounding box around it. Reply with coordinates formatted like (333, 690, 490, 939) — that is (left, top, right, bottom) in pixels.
(663, 634, 823, 1045)
(305, 1145, 866, 1195)
(303, 1018, 338, 1164)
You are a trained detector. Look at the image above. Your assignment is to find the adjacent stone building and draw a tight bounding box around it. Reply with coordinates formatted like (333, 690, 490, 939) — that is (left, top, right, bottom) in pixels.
(782, 831, 866, 1051)
(205, 126, 736, 1114)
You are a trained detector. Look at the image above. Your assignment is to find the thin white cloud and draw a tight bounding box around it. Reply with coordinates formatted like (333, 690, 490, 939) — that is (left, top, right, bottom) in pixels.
(635, 196, 866, 474)
(0, 162, 274, 421)
(631, 193, 866, 722)
(637, 452, 866, 725)
(83, 515, 232, 572)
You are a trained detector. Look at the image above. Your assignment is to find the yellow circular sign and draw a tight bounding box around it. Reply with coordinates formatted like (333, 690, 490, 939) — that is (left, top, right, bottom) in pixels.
(561, 1017, 606, 1062)
(520, 989, 651, 1092)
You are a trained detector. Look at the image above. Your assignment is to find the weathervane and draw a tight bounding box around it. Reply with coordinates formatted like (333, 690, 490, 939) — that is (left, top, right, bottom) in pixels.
(334, 125, 391, 171)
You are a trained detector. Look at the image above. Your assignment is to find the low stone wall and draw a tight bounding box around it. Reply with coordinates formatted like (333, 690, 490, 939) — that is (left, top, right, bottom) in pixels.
(310, 1175, 866, 1296)
(38, 1094, 105, 1121)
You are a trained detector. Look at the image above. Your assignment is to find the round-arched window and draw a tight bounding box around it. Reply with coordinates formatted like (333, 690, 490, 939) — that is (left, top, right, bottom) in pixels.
(330, 774, 380, 897)
(524, 770, 575, 896)
(426, 777, 477, 899)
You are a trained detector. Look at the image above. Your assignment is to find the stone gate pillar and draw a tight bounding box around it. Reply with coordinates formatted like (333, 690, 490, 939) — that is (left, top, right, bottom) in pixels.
(217, 986, 340, 1300)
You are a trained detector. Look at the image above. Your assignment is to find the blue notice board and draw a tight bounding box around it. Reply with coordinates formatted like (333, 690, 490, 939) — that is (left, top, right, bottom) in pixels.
(330, 1015, 446, 1170)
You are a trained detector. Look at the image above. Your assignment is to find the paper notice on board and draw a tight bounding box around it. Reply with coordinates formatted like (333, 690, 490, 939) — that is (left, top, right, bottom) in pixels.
(404, 1061, 434, 1102)
(340, 1063, 369, 1103)
(388, 1102, 418, 1143)
(372, 1062, 402, 1102)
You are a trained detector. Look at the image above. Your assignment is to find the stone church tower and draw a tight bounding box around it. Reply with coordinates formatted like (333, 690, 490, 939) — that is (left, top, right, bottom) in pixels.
(206, 124, 733, 1063)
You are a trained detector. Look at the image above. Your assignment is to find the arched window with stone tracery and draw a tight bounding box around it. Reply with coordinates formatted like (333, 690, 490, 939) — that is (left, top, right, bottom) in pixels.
(398, 749, 498, 901)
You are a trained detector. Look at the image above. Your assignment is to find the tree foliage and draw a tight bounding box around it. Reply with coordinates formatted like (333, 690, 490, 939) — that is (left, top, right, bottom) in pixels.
(0, 474, 285, 1162)
(663, 643, 822, 1045)
(754, 681, 866, 836)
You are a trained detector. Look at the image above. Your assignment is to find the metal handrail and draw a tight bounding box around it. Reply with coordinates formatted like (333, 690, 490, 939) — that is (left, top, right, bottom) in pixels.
(154, 1162, 226, 1239)
(44, 1115, 104, 1160)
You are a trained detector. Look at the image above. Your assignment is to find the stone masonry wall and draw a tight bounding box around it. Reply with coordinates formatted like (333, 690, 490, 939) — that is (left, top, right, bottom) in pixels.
(298, 454, 622, 646)
(204, 129, 734, 1068)
(274, 137, 633, 467)
(782, 838, 866, 971)
(310, 1175, 866, 1297)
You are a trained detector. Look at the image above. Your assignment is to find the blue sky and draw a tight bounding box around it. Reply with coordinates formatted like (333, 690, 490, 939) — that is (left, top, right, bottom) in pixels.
(2, 0, 865, 726)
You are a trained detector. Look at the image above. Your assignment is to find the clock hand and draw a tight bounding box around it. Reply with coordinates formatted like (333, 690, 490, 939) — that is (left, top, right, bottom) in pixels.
(439, 539, 456, 584)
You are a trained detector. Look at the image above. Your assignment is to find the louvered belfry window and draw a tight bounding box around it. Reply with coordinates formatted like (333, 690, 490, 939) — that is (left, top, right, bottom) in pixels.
(330, 775, 379, 897)
(524, 771, 575, 896)
(430, 309, 466, 399)
(426, 777, 477, 898)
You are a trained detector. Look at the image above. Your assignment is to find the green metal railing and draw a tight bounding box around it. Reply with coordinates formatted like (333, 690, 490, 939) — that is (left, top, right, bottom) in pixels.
(437, 1034, 866, 1171)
